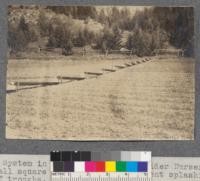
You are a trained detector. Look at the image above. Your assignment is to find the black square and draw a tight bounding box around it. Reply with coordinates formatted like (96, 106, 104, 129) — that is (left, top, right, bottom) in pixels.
(61, 151, 72, 161)
(64, 161, 74, 172)
(50, 151, 61, 161)
(72, 151, 80, 161)
(53, 161, 64, 172)
(81, 151, 91, 161)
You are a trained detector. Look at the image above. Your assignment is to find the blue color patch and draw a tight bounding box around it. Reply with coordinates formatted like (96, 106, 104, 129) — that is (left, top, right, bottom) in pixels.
(126, 162, 138, 172)
(138, 162, 148, 172)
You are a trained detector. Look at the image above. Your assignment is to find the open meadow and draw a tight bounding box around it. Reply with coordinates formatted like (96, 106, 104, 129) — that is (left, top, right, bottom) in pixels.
(6, 55, 195, 140)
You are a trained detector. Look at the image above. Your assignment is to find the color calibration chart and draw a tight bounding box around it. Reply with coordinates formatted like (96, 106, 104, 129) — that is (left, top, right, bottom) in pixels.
(50, 151, 151, 181)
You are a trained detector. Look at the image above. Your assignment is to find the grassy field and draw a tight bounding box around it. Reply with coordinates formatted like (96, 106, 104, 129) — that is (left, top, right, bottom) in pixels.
(6, 55, 194, 140)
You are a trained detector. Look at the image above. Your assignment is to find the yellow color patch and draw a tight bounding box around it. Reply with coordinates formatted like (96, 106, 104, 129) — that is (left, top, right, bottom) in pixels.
(105, 161, 116, 172)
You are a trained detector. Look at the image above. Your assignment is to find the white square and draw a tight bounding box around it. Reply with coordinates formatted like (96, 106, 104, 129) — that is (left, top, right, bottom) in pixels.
(50, 162, 53, 172)
(141, 152, 151, 161)
(130, 152, 141, 161)
(74, 161, 85, 172)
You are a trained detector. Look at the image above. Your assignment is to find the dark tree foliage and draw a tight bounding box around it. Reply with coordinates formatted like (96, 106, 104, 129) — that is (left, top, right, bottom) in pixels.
(126, 28, 154, 56)
(74, 30, 87, 47)
(111, 24, 122, 49)
(38, 11, 50, 36)
(73, 27, 95, 47)
(47, 16, 74, 55)
(152, 7, 194, 56)
(98, 9, 107, 24)
(48, 6, 76, 16)
(124, 7, 194, 56)
(8, 25, 28, 52)
(47, 6, 97, 19)
(18, 16, 32, 42)
(125, 8, 169, 56)
(107, 7, 121, 27)
(95, 25, 122, 53)
(99, 7, 132, 29)
(8, 16, 38, 53)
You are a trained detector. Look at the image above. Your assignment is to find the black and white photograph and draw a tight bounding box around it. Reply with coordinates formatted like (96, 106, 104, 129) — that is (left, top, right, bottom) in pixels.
(6, 5, 194, 140)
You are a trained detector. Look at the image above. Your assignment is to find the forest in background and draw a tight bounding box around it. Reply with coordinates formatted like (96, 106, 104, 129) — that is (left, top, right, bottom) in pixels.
(8, 6, 194, 57)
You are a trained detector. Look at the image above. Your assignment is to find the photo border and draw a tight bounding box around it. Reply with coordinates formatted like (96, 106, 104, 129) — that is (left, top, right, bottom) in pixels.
(0, 0, 199, 156)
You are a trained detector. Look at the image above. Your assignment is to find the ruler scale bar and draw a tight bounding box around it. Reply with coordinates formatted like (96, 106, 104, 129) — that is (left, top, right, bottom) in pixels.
(51, 175, 151, 181)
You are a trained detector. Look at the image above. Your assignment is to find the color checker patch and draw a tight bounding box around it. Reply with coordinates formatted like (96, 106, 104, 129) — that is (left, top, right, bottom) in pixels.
(64, 161, 74, 172)
(138, 162, 148, 172)
(96, 162, 105, 172)
(116, 161, 126, 172)
(85, 162, 96, 172)
(74, 162, 85, 172)
(51, 151, 150, 173)
(105, 161, 116, 172)
(127, 162, 138, 172)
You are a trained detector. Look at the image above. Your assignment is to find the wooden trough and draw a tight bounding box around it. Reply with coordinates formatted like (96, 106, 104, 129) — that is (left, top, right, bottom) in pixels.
(124, 63, 132, 67)
(102, 68, 116, 72)
(145, 58, 150, 61)
(115, 65, 126, 69)
(84, 72, 103, 76)
(14, 81, 59, 86)
(57, 76, 85, 81)
(131, 62, 136, 65)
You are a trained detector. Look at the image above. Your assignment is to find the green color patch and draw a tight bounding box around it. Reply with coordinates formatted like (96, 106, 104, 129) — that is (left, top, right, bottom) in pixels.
(116, 161, 126, 172)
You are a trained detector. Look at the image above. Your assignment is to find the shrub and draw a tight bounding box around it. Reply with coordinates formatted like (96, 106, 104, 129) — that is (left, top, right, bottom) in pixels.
(38, 11, 50, 36)
(8, 25, 28, 52)
(47, 15, 74, 55)
(8, 15, 39, 53)
(73, 29, 87, 47)
(126, 27, 168, 57)
(95, 25, 122, 53)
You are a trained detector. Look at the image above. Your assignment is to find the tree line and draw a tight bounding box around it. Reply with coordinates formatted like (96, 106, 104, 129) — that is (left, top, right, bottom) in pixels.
(8, 6, 194, 57)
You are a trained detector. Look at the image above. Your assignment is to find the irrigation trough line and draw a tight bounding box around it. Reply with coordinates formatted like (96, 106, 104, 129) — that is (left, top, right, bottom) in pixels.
(7, 57, 152, 94)
(102, 68, 116, 72)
